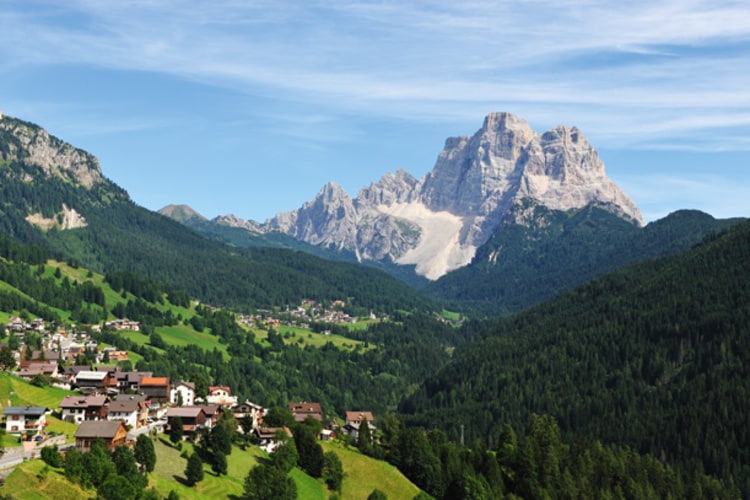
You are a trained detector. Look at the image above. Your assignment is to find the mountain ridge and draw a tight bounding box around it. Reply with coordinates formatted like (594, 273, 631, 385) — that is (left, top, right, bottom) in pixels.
(202, 112, 644, 280)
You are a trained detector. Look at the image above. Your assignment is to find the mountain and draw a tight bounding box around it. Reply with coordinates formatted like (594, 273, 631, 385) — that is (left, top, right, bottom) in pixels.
(400, 220, 750, 494)
(264, 112, 643, 279)
(428, 204, 743, 316)
(0, 114, 435, 314)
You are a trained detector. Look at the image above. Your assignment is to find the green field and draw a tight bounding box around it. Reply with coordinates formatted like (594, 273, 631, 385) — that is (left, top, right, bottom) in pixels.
(255, 324, 371, 352)
(0, 372, 77, 447)
(0, 460, 95, 499)
(321, 440, 422, 499)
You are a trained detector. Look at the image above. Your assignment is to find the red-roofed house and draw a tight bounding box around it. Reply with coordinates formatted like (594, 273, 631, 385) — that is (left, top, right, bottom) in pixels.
(139, 377, 170, 403)
(288, 401, 322, 422)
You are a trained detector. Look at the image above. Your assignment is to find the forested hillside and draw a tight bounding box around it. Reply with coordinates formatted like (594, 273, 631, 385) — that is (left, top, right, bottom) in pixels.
(429, 203, 743, 316)
(401, 220, 750, 494)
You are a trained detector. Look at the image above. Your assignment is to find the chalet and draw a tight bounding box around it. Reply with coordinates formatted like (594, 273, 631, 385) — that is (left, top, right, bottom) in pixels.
(60, 395, 109, 424)
(16, 360, 59, 380)
(74, 420, 128, 451)
(198, 404, 220, 429)
(139, 376, 170, 403)
(288, 401, 323, 422)
(206, 385, 237, 407)
(254, 426, 292, 453)
(115, 370, 152, 393)
(233, 400, 265, 431)
(30, 350, 61, 363)
(166, 406, 207, 437)
(170, 381, 196, 406)
(3, 406, 48, 436)
(344, 411, 376, 440)
(63, 365, 93, 385)
(107, 397, 148, 428)
(74, 370, 110, 393)
(101, 347, 129, 362)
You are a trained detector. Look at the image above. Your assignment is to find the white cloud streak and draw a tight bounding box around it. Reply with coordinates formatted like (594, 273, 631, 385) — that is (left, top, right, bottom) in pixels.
(2, 0, 749, 151)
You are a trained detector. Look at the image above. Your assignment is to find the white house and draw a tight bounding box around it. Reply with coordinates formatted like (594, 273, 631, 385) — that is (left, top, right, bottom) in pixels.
(170, 381, 196, 406)
(3, 406, 48, 436)
(206, 385, 237, 407)
(106, 398, 147, 429)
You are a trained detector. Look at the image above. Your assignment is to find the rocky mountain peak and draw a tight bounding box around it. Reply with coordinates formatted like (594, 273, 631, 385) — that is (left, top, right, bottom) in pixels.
(252, 112, 644, 279)
(0, 115, 104, 188)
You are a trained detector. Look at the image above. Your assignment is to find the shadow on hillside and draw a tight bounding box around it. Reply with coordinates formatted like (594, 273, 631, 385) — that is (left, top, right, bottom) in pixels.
(171, 475, 189, 486)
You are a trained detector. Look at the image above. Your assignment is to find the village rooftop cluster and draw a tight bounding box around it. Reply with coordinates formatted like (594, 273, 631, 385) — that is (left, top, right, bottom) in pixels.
(0, 312, 376, 464)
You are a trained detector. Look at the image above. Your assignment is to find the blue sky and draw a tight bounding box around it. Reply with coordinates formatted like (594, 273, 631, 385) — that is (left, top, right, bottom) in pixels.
(1, 1, 749, 223)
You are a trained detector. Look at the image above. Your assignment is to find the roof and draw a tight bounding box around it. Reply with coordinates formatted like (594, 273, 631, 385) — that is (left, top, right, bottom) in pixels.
(166, 407, 205, 418)
(3, 406, 48, 416)
(140, 376, 169, 386)
(76, 370, 108, 381)
(173, 381, 195, 390)
(60, 395, 108, 409)
(209, 385, 231, 394)
(345, 411, 374, 422)
(74, 420, 125, 439)
(107, 399, 141, 413)
(288, 402, 322, 414)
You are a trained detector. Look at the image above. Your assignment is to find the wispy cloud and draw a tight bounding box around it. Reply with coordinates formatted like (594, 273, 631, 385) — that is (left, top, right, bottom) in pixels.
(2, 0, 749, 151)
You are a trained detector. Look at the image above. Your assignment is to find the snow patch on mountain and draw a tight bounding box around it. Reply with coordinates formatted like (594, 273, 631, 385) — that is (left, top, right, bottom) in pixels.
(379, 202, 476, 279)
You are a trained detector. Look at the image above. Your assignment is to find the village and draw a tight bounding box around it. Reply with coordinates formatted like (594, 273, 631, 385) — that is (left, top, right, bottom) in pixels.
(0, 303, 378, 472)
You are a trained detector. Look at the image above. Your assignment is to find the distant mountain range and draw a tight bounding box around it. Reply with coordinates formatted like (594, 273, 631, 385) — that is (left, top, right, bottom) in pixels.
(176, 112, 643, 281)
(0, 114, 434, 314)
(162, 112, 741, 315)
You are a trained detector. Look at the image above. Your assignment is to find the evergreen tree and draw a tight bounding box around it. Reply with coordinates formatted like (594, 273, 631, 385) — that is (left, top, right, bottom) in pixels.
(357, 418, 373, 456)
(170, 416, 184, 444)
(40, 444, 63, 468)
(271, 438, 298, 474)
(211, 451, 228, 476)
(294, 426, 324, 478)
(323, 451, 344, 491)
(185, 452, 204, 486)
(243, 461, 296, 500)
(134, 434, 157, 473)
(97, 474, 138, 500)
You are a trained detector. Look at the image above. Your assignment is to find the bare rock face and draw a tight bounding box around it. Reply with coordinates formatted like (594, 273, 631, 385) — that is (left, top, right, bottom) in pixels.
(265, 112, 644, 279)
(0, 116, 104, 188)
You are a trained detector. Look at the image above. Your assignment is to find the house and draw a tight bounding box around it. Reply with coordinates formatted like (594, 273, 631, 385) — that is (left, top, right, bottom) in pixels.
(197, 404, 220, 429)
(16, 360, 59, 380)
(139, 376, 170, 403)
(170, 381, 195, 406)
(30, 350, 61, 363)
(233, 400, 265, 431)
(288, 401, 323, 422)
(344, 411, 376, 440)
(206, 385, 237, 407)
(74, 420, 128, 451)
(165, 406, 207, 437)
(3, 406, 48, 436)
(107, 397, 148, 428)
(115, 370, 152, 393)
(74, 370, 110, 393)
(60, 395, 109, 424)
(101, 347, 128, 362)
(254, 426, 292, 453)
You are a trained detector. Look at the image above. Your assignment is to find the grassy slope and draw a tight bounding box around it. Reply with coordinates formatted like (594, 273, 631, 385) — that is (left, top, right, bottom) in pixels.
(322, 440, 422, 499)
(0, 460, 94, 500)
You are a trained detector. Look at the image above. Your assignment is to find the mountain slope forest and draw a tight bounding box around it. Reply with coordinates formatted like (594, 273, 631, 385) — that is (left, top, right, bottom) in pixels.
(0, 116, 434, 315)
(428, 202, 743, 316)
(401, 219, 750, 495)
(0, 237, 739, 499)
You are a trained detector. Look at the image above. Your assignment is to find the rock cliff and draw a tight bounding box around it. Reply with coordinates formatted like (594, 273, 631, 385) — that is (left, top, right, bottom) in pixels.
(262, 113, 643, 279)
